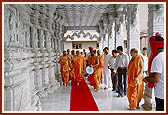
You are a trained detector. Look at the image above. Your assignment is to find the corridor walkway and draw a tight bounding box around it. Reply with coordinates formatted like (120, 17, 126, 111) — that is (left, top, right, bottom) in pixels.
(40, 78, 156, 112)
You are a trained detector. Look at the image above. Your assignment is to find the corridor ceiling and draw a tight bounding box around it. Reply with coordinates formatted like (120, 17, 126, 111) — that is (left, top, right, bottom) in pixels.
(49, 4, 117, 27)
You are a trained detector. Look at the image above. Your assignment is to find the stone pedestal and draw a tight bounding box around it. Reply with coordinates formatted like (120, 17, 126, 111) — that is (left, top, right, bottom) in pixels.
(142, 84, 153, 111)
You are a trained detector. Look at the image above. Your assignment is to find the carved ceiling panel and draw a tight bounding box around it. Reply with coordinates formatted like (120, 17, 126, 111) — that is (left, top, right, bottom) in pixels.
(49, 4, 112, 27)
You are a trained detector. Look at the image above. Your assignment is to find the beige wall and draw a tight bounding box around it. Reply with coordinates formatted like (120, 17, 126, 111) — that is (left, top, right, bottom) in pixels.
(64, 41, 98, 53)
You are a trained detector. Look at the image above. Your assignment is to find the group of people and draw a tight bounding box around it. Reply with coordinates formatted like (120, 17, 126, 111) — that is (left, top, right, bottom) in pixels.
(58, 49, 86, 87)
(59, 32, 164, 111)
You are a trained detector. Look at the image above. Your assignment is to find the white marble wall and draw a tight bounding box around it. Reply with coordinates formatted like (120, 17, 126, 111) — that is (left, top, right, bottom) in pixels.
(4, 4, 63, 111)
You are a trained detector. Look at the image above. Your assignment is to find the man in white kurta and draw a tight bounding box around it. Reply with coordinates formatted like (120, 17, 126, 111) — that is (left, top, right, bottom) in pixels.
(140, 47, 148, 77)
(103, 47, 112, 89)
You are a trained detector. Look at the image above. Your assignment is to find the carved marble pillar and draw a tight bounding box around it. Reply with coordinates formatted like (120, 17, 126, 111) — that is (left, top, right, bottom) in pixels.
(39, 30, 45, 49)
(102, 14, 109, 48)
(126, 5, 140, 56)
(142, 4, 164, 111)
(108, 14, 115, 51)
(30, 27, 38, 50)
(55, 38, 60, 76)
(115, 12, 124, 48)
(25, 26, 31, 48)
(97, 20, 104, 51)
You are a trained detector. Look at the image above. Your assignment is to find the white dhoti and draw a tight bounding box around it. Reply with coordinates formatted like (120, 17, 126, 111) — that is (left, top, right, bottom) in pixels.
(103, 67, 112, 88)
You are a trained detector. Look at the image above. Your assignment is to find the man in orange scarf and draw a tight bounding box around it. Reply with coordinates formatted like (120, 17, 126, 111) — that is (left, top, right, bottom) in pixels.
(127, 48, 144, 110)
(59, 51, 70, 87)
(88, 50, 99, 91)
(97, 50, 104, 84)
(73, 50, 86, 85)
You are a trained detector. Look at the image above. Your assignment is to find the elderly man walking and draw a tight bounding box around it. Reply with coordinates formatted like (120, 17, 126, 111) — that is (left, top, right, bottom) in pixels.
(127, 48, 144, 110)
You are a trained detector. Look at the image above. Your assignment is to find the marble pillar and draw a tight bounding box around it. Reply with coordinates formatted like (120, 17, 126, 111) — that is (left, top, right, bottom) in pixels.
(108, 15, 115, 51)
(126, 5, 140, 57)
(115, 13, 124, 48)
(103, 14, 109, 49)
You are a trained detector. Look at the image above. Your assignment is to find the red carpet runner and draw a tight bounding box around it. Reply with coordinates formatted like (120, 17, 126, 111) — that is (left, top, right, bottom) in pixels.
(70, 80, 99, 111)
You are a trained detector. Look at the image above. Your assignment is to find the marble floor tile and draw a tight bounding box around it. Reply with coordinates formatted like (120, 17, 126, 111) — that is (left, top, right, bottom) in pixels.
(40, 81, 156, 112)
(40, 85, 71, 111)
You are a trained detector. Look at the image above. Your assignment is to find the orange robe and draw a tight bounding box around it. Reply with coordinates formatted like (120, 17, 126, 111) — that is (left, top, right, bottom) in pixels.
(97, 55, 104, 83)
(73, 55, 86, 83)
(127, 55, 144, 109)
(67, 54, 75, 81)
(88, 55, 99, 89)
(59, 56, 70, 85)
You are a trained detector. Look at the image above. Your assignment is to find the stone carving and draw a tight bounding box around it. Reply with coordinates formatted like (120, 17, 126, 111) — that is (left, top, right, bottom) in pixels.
(30, 10, 39, 25)
(25, 26, 30, 48)
(153, 5, 164, 28)
(4, 4, 60, 111)
(18, 22, 25, 47)
(39, 30, 45, 48)
(8, 10, 18, 44)
(31, 28, 38, 48)
(39, 13, 46, 27)
(64, 30, 100, 40)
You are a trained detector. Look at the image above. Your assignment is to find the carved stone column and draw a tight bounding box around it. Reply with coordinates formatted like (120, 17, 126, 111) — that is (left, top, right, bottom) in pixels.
(126, 5, 140, 56)
(142, 4, 164, 111)
(108, 14, 115, 51)
(102, 14, 109, 48)
(115, 9, 124, 48)
(97, 20, 104, 51)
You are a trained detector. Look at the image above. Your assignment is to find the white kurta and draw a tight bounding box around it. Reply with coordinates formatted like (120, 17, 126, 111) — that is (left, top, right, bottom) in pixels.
(103, 53, 112, 88)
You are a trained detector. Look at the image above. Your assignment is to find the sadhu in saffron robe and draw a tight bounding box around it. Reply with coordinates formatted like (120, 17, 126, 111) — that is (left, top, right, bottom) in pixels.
(67, 54, 75, 81)
(127, 55, 144, 109)
(88, 55, 99, 89)
(97, 54, 104, 83)
(59, 56, 70, 85)
(73, 55, 86, 83)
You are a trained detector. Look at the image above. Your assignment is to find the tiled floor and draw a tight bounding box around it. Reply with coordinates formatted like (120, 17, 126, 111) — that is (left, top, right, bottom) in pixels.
(40, 85, 71, 111)
(40, 80, 156, 112)
(90, 84, 155, 111)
